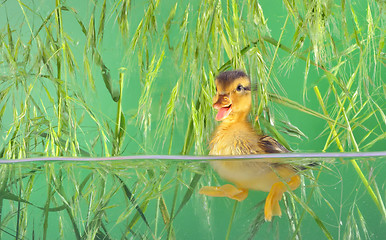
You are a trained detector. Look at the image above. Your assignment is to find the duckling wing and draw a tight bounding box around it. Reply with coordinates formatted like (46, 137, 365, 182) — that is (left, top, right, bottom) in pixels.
(258, 135, 290, 154)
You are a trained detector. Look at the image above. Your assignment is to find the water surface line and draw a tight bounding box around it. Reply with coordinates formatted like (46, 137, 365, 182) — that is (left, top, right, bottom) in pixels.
(0, 151, 385, 164)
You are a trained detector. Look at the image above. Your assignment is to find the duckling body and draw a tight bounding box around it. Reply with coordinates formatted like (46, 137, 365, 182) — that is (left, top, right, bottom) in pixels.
(199, 70, 301, 221)
(210, 121, 294, 192)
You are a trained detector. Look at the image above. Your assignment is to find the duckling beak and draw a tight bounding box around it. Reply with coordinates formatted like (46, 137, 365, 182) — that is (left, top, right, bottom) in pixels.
(214, 105, 232, 121)
(213, 94, 232, 121)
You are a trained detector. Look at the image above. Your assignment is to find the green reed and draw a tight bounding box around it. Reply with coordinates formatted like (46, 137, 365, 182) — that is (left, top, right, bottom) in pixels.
(0, 0, 385, 239)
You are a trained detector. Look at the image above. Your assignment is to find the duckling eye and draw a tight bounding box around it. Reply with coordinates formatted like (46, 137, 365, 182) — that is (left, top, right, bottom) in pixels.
(236, 84, 244, 92)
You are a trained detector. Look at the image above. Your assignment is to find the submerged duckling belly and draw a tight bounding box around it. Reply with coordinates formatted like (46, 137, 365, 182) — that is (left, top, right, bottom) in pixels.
(210, 160, 295, 192)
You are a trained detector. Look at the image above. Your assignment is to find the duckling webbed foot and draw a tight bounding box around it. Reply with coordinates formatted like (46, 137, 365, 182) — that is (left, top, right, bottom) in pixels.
(264, 175, 301, 221)
(199, 184, 248, 201)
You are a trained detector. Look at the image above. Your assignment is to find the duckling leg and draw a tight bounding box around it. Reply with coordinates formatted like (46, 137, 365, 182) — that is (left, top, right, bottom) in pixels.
(199, 184, 249, 201)
(264, 175, 301, 222)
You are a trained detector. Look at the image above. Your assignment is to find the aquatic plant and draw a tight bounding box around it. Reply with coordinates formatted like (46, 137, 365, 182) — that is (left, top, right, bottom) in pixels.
(0, 0, 384, 239)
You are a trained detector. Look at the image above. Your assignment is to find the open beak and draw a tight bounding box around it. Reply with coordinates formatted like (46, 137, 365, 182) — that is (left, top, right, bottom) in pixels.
(213, 94, 232, 121)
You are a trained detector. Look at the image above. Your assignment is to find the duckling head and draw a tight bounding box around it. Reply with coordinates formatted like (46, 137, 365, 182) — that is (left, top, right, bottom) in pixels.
(213, 70, 251, 122)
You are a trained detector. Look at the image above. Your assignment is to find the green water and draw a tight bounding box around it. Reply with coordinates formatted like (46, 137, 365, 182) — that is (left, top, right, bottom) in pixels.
(0, 154, 385, 239)
(1, 0, 385, 239)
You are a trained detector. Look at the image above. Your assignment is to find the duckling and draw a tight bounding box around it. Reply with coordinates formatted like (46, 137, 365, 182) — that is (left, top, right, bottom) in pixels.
(199, 70, 301, 222)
